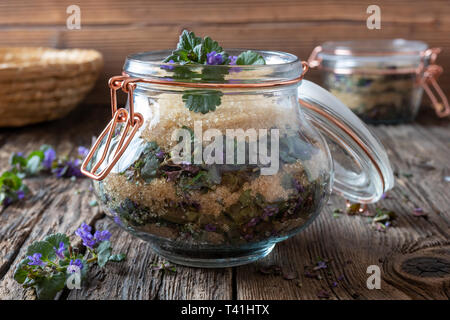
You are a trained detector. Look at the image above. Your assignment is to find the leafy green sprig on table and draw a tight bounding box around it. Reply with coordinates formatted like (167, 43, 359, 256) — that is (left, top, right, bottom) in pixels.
(14, 223, 125, 300)
(0, 145, 88, 207)
(162, 30, 266, 114)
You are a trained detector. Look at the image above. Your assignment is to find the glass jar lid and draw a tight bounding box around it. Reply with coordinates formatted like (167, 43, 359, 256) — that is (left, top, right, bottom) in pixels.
(309, 39, 429, 71)
(299, 80, 394, 203)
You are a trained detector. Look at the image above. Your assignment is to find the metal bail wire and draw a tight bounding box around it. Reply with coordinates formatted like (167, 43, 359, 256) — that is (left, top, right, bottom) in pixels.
(81, 76, 144, 180)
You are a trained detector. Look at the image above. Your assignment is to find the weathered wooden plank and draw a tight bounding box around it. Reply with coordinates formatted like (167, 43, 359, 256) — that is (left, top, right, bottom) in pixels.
(0, 0, 448, 25)
(236, 113, 450, 300)
(66, 218, 233, 300)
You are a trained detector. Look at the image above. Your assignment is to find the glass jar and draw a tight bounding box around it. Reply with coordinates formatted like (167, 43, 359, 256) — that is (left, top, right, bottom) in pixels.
(308, 39, 449, 124)
(81, 50, 394, 267)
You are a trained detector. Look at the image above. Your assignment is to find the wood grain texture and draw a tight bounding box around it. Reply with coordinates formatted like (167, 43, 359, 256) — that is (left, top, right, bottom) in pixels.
(0, 0, 449, 106)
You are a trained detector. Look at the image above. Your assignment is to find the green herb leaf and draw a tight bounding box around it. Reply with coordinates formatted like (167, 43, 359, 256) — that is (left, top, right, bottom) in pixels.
(13, 258, 31, 284)
(44, 233, 70, 250)
(97, 241, 112, 268)
(108, 253, 126, 262)
(177, 30, 203, 54)
(26, 155, 42, 176)
(182, 90, 223, 114)
(34, 272, 66, 300)
(26, 240, 55, 260)
(236, 50, 266, 65)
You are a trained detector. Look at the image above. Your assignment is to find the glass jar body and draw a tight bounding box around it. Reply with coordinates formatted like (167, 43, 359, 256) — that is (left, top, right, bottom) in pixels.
(320, 60, 426, 124)
(91, 84, 332, 267)
(313, 39, 431, 124)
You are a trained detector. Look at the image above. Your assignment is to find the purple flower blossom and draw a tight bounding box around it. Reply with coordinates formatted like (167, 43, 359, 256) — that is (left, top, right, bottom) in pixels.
(27, 253, 46, 267)
(247, 217, 260, 227)
(75, 223, 96, 248)
(206, 51, 223, 65)
(205, 224, 216, 232)
(16, 190, 25, 200)
(114, 215, 122, 226)
(78, 146, 89, 158)
(228, 56, 238, 65)
(156, 150, 165, 159)
(43, 148, 56, 169)
(94, 230, 111, 242)
(53, 159, 83, 178)
(2, 197, 12, 206)
(313, 260, 327, 271)
(54, 241, 65, 260)
(161, 59, 175, 71)
(228, 56, 241, 73)
(262, 205, 278, 219)
(67, 259, 83, 273)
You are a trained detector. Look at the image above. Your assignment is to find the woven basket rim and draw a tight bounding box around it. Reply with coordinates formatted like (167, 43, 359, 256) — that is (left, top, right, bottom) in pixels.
(0, 47, 103, 71)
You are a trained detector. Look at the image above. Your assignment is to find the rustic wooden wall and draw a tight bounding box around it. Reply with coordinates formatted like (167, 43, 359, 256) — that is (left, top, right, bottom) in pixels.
(1, 0, 449, 106)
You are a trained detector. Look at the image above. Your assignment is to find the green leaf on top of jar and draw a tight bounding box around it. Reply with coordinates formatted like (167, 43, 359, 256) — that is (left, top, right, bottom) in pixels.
(236, 50, 266, 65)
(182, 90, 223, 114)
(162, 30, 266, 113)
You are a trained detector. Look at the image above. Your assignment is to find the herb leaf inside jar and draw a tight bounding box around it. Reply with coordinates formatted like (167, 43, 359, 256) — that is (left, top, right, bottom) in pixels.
(163, 30, 266, 114)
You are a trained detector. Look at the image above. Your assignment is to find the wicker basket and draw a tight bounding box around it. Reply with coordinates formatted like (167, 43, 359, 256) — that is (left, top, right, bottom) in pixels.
(0, 47, 103, 127)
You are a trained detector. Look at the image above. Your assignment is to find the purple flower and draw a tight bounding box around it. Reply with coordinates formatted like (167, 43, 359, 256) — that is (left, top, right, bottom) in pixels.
(54, 241, 65, 260)
(262, 205, 278, 219)
(161, 59, 175, 70)
(75, 223, 96, 248)
(16, 190, 25, 200)
(206, 51, 223, 65)
(2, 197, 12, 206)
(156, 150, 165, 159)
(247, 217, 260, 227)
(43, 148, 56, 169)
(27, 253, 46, 267)
(78, 146, 89, 158)
(53, 159, 83, 178)
(313, 260, 327, 270)
(94, 230, 111, 242)
(205, 224, 216, 232)
(67, 259, 83, 273)
(228, 56, 238, 65)
(114, 215, 122, 226)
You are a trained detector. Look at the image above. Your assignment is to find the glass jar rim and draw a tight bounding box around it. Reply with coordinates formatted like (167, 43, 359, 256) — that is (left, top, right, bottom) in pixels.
(319, 39, 428, 60)
(123, 49, 303, 84)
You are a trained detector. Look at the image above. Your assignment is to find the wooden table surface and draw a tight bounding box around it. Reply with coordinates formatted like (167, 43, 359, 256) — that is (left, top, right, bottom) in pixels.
(0, 104, 449, 300)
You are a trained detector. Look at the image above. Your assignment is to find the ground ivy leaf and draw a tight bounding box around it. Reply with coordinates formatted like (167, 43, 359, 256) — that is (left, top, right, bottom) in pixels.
(26, 240, 55, 260)
(109, 253, 126, 262)
(13, 258, 30, 284)
(43, 233, 70, 249)
(177, 30, 202, 53)
(141, 154, 160, 183)
(35, 272, 66, 300)
(182, 90, 223, 114)
(236, 50, 266, 65)
(25, 155, 41, 176)
(97, 241, 112, 268)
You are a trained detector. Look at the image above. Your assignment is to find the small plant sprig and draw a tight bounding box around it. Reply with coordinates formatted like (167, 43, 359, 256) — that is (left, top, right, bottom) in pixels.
(14, 223, 126, 300)
(1, 145, 89, 207)
(163, 30, 266, 114)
